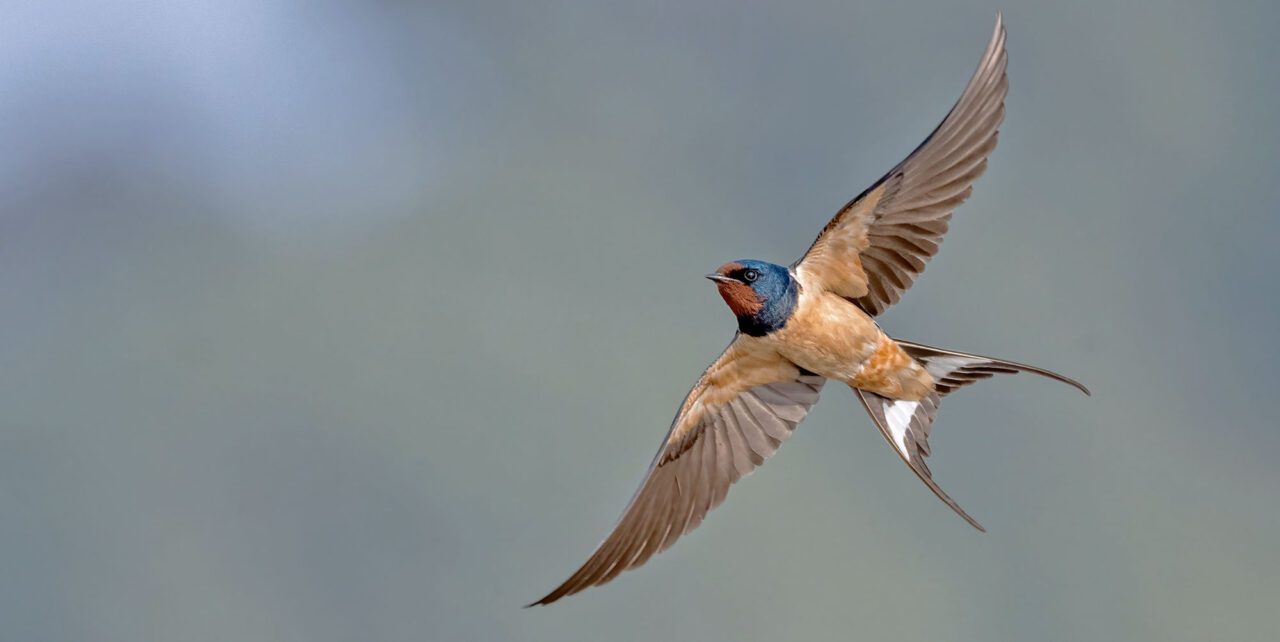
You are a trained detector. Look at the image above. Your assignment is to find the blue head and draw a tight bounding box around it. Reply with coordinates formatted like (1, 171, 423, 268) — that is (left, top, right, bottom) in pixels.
(706, 260, 798, 337)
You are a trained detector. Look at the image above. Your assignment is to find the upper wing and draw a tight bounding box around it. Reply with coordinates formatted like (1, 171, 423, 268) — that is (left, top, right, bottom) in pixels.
(855, 389, 985, 531)
(529, 336, 825, 606)
(794, 14, 1008, 315)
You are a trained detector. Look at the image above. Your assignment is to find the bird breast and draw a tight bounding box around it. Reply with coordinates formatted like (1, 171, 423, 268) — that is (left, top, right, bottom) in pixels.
(767, 290, 933, 399)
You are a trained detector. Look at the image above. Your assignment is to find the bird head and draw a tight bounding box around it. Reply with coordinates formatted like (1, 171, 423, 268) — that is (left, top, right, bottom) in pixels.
(706, 260, 798, 336)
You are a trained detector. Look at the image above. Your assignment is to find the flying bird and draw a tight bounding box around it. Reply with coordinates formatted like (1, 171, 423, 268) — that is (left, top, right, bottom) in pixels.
(529, 14, 1087, 607)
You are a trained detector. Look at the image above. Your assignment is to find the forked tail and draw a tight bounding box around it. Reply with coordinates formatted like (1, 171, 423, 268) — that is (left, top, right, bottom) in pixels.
(856, 340, 1088, 531)
(898, 340, 1090, 397)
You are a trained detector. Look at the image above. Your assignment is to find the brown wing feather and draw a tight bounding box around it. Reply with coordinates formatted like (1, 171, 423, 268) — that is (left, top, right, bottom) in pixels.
(528, 337, 825, 606)
(795, 14, 1009, 315)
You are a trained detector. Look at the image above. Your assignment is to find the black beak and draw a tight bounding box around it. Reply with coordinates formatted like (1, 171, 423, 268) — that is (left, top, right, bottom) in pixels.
(705, 274, 736, 284)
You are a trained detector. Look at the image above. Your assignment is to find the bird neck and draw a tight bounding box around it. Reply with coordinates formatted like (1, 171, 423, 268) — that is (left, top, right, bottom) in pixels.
(737, 277, 798, 337)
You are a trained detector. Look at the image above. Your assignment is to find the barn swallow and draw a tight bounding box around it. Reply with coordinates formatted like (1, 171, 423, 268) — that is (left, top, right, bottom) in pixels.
(530, 14, 1087, 606)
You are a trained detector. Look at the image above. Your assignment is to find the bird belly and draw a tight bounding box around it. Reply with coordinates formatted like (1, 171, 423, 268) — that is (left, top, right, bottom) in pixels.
(770, 291, 934, 400)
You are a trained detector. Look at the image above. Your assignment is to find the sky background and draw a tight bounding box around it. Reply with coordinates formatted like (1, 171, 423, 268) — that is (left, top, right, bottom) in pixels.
(2, 1, 1278, 641)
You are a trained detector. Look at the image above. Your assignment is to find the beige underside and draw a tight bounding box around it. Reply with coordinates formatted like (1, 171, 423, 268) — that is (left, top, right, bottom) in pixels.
(756, 283, 934, 401)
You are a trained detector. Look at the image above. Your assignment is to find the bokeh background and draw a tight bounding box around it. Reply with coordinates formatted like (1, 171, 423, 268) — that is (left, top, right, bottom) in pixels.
(3, 1, 1277, 640)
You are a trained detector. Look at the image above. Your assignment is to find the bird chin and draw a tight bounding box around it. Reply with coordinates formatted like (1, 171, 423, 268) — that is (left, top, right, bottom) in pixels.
(716, 282, 762, 317)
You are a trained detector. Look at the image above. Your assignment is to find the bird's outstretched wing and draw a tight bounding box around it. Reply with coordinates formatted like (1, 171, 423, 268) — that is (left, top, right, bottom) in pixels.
(794, 14, 1008, 315)
(529, 337, 825, 606)
(854, 389, 985, 531)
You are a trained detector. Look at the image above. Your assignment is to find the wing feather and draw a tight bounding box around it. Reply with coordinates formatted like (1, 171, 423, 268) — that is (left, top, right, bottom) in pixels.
(528, 337, 826, 606)
(795, 14, 1009, 315)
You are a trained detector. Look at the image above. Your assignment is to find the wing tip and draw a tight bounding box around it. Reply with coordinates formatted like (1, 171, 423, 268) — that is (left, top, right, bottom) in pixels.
(960, 510, 987, 532)
(524, 590, 554, 608)
(524, 580, 576, 606)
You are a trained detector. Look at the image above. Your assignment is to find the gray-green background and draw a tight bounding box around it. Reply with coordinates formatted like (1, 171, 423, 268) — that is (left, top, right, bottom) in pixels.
(3, 1, 1277, 640)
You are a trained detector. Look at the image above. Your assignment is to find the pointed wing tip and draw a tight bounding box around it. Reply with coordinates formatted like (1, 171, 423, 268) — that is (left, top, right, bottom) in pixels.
(989, 12, 1007, 60)
(524, 589, 565, 608)
(527, 576, 584, 607)
(964, 513, 988, 532)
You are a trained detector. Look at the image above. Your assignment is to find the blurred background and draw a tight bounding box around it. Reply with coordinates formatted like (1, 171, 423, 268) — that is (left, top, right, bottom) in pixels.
(2, 1, 1277, 640)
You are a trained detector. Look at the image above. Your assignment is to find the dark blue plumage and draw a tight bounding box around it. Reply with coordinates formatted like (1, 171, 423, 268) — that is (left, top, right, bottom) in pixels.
(708, 260, 798, 337)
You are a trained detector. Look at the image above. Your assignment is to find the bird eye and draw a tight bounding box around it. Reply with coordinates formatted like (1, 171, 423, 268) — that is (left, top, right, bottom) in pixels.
(742, 269, 759, 283)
